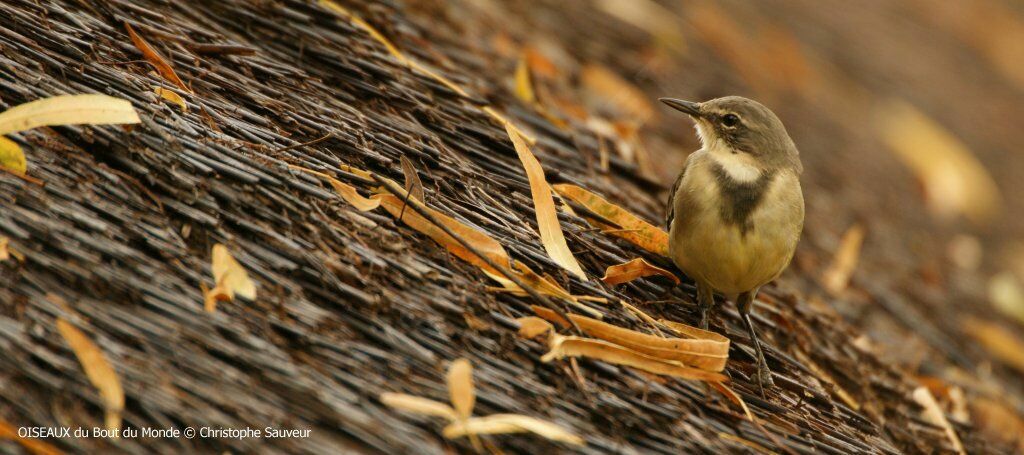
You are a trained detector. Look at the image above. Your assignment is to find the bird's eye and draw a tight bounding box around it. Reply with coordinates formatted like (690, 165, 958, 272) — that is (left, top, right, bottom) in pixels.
(722, 114, 740, 127)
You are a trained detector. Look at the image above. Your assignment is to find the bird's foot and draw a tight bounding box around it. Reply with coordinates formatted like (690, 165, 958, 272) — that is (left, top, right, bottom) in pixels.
(754, 360, 775, 397)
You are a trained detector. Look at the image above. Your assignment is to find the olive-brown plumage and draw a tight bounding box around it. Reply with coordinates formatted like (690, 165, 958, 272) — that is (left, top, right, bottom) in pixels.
(661, 96, 804, 392)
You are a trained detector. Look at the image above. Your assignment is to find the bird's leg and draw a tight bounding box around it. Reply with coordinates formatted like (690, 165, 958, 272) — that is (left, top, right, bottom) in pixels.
(696, 282, 715, 330)
(737, 290, 774, 395)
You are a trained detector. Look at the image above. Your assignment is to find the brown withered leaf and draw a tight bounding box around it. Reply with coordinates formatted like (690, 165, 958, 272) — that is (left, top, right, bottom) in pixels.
(447, 359, 475, 420)
(971, 397, 1024, 452)
(488, 262, 605, 319)
(821, 224, 866, 295)
(601, 257, 680, 285)
(962, 317, 1024, 373)
(399, 155, 425, 203)
(442, 414, 584, 446)
(542, 334, 727, 382)
(533, 306, 729, 372)
(0, 236, 9, 261)
(380, 393, 458, 421)
(580, 64, 655, 122)
(56, 319, 124, 434)
(153, 87, 188, 112)
(506, 124, 587, 280)
(553, 184, 669, 256)
(0, 419, 62, 455)
(125, 23, 192, 94)
(875, 100, 1000, 225)
(913, 386, 965, 454)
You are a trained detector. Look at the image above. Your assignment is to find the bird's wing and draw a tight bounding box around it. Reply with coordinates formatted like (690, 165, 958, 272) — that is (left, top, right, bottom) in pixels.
(666, 152, 698, 230)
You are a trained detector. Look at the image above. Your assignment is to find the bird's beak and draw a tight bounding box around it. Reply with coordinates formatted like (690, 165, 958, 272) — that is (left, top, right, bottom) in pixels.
(659, 98, 702, 117)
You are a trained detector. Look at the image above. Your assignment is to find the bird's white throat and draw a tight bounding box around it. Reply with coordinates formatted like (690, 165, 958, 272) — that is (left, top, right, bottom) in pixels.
(695, 122, 762, 182)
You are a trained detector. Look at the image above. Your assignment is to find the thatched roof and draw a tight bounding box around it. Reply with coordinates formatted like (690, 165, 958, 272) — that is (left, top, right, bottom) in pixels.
(2, 0, 1022, 453)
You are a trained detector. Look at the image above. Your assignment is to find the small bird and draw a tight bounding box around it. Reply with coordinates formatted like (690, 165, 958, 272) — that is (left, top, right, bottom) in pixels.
(660, 96, 804, 391)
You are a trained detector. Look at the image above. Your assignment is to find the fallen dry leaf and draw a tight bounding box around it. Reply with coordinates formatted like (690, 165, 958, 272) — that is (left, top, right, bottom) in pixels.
(0, 94, 141, 136)
(514, 53, 536, 104)
(821, 224, 866, 295)
(487, 262, 605, 318)
(601, 257, 680, 285)
(875, 100, 1001, 225)
(56, 319, 124, 434)
(125, 22, 192, 94)
(380, 393, 458, 421)
(0, 419, 62, 455)
(0, 136, 26, 175)
(153, 86, 188, 112)
(961, 317, 1024, 373)
(516, 316, 554, 338)
(442, 414, 584, 446)
(533, 306, 729, 372)
(553, 184, 669, 256)
(913, 386, 965, 454)
(448, 359, 475, 420)
(205, 244, 257, 312)
(506, 124, 586, 280)
(400, 155, 425, 203)
(990, 271, 1024, 326)
(541, 334, 728, 382)
(580, 64, 655, 122)
(971, 397, 1024, 452)
(0, 236, 8, 261)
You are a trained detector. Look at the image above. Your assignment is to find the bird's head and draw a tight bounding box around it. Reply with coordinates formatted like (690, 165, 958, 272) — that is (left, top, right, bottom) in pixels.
(660, 96, 801, 173)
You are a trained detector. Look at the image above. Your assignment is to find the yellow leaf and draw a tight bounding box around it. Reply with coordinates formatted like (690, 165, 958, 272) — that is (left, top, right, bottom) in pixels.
(541, 334, 727, 382)
(125, 22, 192, 94)
(0, 236, 8, 261)
(514, 54, 536, 104)
(211, 244, 257, 303)
(913, 386, 965, 454)
(553, 184, 668, 256)
(399, 155, 425, 203)
(505, 124, 586, 280)
(486, 262, 605, 319)
(875, 100, 1001, 225)
(533, 306, 729, 372)
(153, 87, 188, 112)
(601, 257, 679, 285)
(821, 224, 865, 295)
(56, 319, 124, 435)
(447, 359, 475, 420)
(0, 418, 63, 455)
(0, 94, 140, 136)
(0, 136, 26, 175)
(442, 414, 584, 446)
(380, 393, 458, 421)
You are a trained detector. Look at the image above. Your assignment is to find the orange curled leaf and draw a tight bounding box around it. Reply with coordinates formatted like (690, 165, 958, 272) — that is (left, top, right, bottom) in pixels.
(516, 317, 554, 338)
(553, 184, 668, 256)
(125, 22, 192, 94)
(447, 359, 475, 420)
(153, 87, 188, 112)
(542, 334, 727, 382)
(601, 257, 679, 285)
(532, 306, 729, 372)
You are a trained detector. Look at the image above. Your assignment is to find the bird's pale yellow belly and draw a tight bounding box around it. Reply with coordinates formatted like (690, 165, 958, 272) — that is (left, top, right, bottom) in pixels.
(669, 163, 803, 295)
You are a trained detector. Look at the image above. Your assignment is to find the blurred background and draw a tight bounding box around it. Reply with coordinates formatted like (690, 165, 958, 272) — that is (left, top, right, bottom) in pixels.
(452, 0, 1024, 446)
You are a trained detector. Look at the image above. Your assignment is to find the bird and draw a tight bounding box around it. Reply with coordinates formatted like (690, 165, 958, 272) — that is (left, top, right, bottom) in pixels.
(660, 96, 804, 392)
